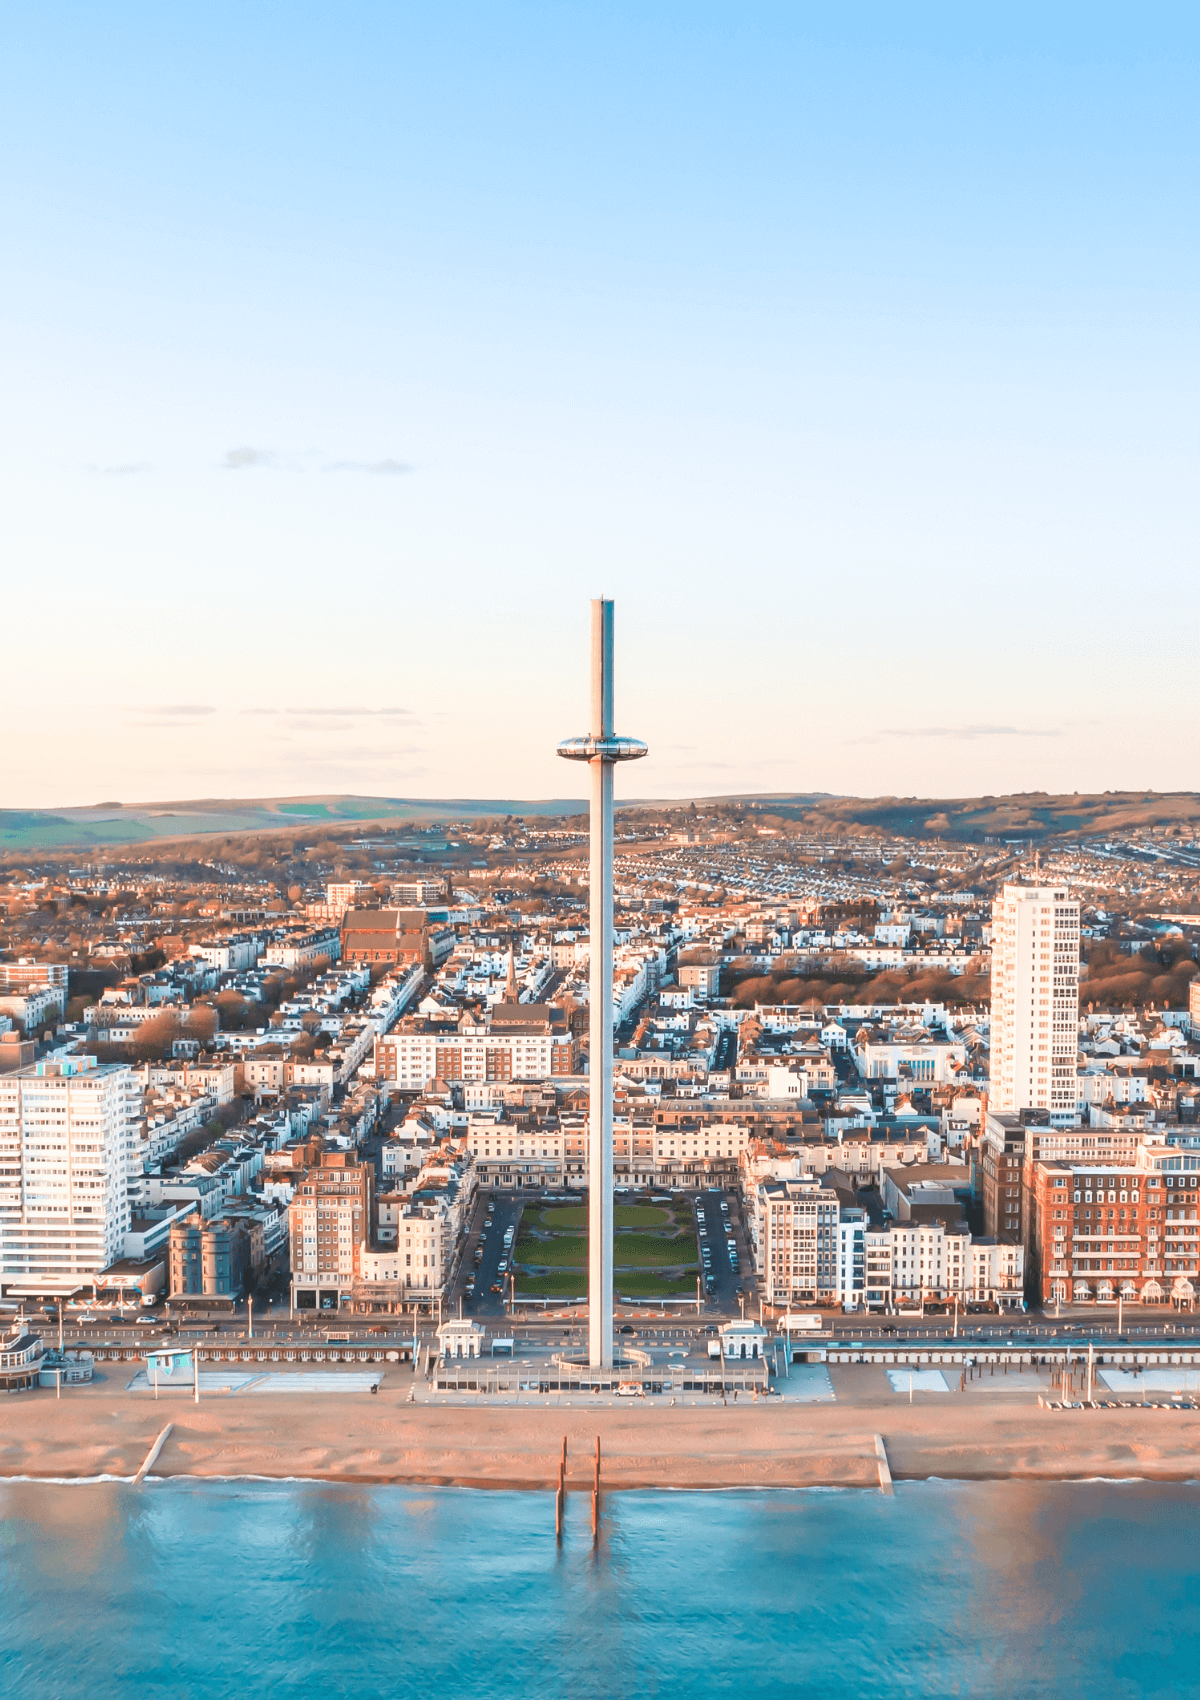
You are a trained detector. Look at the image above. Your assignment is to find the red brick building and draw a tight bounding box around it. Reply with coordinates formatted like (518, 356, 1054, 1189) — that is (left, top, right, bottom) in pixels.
(1024, 1148, 1200, 1307)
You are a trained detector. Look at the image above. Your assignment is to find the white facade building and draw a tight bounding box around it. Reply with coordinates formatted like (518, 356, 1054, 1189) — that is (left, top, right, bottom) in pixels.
(188, 934, 263, 973)
(836, 1215, 867, 1307)
(990, 883, 1080, 1125)
(0, 1060, 140, 1294)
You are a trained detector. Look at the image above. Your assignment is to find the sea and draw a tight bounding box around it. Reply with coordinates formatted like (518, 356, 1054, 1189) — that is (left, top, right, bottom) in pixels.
(2, 1478, 1197, 1699)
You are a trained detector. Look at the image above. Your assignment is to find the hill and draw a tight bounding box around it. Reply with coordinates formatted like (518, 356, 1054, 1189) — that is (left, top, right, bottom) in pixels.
(0, 796, 587, 855)
(2, 788, 1199, 856)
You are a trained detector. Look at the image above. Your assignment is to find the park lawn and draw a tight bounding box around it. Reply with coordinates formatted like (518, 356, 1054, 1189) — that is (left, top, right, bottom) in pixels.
(615, 1271, 700, 1297)
(515, 1234, 587, 1268)
(539, 1205, 671, 1231)
(519, 1224, 695, 1272)
(613, 1233, 697, 1268)
(515, 1270, 588, 1296)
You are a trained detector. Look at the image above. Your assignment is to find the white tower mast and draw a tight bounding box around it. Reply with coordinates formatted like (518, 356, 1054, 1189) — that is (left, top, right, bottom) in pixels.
(557, 599, 647, 1368)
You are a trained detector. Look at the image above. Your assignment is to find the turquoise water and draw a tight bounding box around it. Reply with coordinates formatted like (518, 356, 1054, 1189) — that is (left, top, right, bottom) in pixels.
(2, 1479, 1197, 1698)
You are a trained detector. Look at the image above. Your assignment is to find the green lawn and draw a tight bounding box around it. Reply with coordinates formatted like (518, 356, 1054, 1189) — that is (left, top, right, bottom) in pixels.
(539, 1205, 671, 1231)
(616, 1271, 701, 1297)
(515, 1233, 587, 1268)
(515, 1270, 588, 1296)
(613, 1234, 696, 1269)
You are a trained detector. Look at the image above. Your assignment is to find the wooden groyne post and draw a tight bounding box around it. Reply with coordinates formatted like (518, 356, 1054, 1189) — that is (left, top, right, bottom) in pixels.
(592, 1435, 601, 1540)
(134, 1423, 173, 1485)
(874, 1433, 894, 1497)
(555, 1435, 566, 1540)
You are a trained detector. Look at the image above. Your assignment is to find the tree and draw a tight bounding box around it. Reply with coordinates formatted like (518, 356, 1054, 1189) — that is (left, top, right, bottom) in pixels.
(182, 1005, 219, 1043)
(130, 1011, 185, 1061)
(215, 990, 255, 1031)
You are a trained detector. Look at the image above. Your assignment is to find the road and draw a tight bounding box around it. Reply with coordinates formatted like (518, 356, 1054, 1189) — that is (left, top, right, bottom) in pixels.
(29, 1298, 1200, 1358)
(452, 1192, 525, 1319)
(711, 1030, 737, 1074)
(693, 1189, 744, 1308)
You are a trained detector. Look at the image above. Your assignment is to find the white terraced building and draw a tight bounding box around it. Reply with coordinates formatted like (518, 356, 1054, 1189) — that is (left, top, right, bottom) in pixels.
(0, 1059, 141, 1296)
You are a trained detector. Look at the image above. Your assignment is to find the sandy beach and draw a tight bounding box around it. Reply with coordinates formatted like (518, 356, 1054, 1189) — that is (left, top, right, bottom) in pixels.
(4, 1364, 1200, 1489)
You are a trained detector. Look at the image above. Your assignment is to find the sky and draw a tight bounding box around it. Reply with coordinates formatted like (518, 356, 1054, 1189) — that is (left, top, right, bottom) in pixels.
(1, 3, 1196, 810)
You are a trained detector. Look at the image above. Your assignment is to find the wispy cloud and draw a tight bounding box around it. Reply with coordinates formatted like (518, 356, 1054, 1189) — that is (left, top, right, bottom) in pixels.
(879, 725, 1060, 741)
(290, 706, 415, 719)
(223, 447, 273, 470)
(324, 458, 412, 475)
(123, 704, 218, 730)
(273, 743, 427, 762)
(240, 706, 416, 722)
(88, 462, 150, 476)
(131, 705, 216, 717)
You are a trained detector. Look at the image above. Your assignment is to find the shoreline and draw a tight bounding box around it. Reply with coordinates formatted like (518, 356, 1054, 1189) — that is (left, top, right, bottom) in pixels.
(5, 1368, 1200, 1491)
(3, 1472, 1197, 1491)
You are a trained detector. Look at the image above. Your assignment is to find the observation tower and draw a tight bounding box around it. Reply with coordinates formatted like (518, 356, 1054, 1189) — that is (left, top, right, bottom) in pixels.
(557, 599, 647, 1368)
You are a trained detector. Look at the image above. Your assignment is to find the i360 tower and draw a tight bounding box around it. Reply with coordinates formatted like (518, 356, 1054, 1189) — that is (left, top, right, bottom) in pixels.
(557, 599, 647, 1368)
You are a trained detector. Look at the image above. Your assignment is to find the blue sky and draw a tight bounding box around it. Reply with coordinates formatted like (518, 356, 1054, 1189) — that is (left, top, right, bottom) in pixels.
(2, 3, 1195, 808)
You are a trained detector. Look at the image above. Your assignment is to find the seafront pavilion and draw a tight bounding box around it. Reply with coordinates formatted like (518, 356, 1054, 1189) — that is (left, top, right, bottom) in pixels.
(557, 599, 647, 1367)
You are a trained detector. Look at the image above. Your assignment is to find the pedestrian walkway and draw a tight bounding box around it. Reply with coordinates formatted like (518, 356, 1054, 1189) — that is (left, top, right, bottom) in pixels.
(126, 1370, 383, 1394)
(1099, 1368, 1200, 1395)
(779, 1364, 835, 1402)
(886, 1368, 950, 1394)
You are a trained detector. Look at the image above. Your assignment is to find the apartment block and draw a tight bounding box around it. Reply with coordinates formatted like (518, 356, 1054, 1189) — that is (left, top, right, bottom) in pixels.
(393, 879, 446, 906)
(1025, 1143, 1200, 1307)
(188, 933, 263, 973)
(326, 881, 372, 915)
(356, 1145, 476, 1308)
(677, 957, 722, 998)
(990, 883, 1080, 1124)
(980, 1111, 1033, 1245)
(0, 961, 69, 991)
(0, 986, 67, 1032)
(168, 1212, 254, 1301)
(862, 1221, 1022, 1311)
(752, 1176, 842, 1305)
(263, 928, 342, 971)
(288, 1152, 374, 1312)
(0, 1059, 140, 1295)
(376, 1003, 576, 1090)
